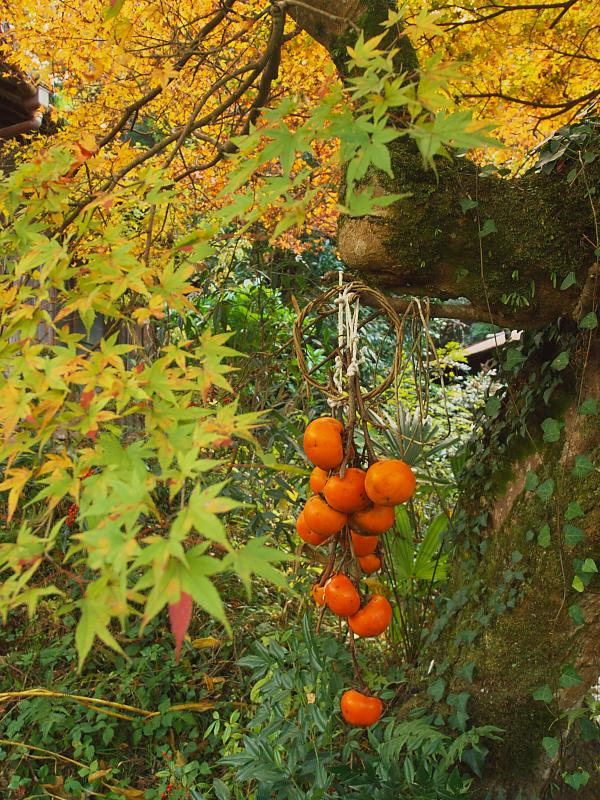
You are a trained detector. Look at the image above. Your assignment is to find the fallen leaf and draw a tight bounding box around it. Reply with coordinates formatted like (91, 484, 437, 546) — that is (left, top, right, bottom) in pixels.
(191, 636, 221, 649)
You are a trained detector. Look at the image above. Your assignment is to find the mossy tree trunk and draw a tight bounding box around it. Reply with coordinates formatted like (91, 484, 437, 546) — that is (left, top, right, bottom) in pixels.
(428, 331, 600, 798)
(290, 3, 600, 796)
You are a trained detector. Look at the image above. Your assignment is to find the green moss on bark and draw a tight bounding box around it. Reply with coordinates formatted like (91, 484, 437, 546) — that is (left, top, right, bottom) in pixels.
(330, 1, 419, 74)
(423, 331, 600, 797)
(340, 139, 599, 327)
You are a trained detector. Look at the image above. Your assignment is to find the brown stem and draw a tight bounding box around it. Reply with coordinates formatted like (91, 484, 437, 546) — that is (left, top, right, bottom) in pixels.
(348, 632, 368, 691)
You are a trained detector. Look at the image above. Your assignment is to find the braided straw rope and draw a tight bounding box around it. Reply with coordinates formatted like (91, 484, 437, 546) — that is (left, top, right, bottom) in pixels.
(293, 281, 404, 403)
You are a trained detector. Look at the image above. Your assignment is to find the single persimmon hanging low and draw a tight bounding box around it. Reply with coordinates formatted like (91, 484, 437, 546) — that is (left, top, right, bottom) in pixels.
(340, 689, 383, 727)
(311, 584, 326, 606)
(351, 504, 395, 535)
(309, 466, 329, 494)
(358, 553, 381, 574)
(296, 511, 330, 546)
(350, 530, 378, 556)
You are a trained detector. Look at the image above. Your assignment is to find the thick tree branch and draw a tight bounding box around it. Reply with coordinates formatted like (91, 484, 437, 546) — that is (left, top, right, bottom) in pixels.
(284, 0, 365, 50)
(289, 0, 599, 329)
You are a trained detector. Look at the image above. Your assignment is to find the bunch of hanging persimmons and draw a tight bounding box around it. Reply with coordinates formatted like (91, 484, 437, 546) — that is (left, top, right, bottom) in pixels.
(296, 415, 416, 728)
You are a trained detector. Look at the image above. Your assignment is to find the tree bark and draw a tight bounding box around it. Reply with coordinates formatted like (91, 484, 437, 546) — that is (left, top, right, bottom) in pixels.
(427, 331, 600, 798)
(289, 2, 600, 795)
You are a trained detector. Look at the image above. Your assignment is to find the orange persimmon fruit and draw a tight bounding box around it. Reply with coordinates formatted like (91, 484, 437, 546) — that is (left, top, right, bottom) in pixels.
(323, 467, 369, 513)
(340, 689, 383, 727)
(309, 466, 329, 494)
(296, 511, 330, 546)
(365, 459, 416, 506)
(324, 574, 360, 616)
(311, 584, 326, 606)
(350, 504, 395, 535)
(304, 495, 347, 536)
(358, 553, 381, 574)
(303, 417, 344, 470)
(348, 594, 392, 637)
(350, 530, 378, 557)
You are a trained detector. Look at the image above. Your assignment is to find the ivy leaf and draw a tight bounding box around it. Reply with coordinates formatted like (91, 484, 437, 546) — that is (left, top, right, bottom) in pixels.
(533, 684, 553, 703)
(537, 524, 551, 548)
(456, 661, 476, 683)
(550, 350, 569, 371)
(581, 558, 597, 573)
(572, 455, 594, 478)
(579, 312, 598, 330)
(428, 677, 446, 702)
(485, 396, 501, 416)
(563, 771, 589, 790)
(578, 398, 598, 416)
(168, 591, 193, 663)
(479, 218, 497, 237)
(536, 479, 555, 503)
(563, 523, 585, 546)
(559, 664, 583, 689)
(568, 603, 585, 626)
(579, 718, 598, 742)
(560, 272, 576, 290)
(565, 501, 584, 521)
(541, 418, 563, 443)
(505, 348, 525, 371)
(542, 736, 560, 759)
(459, 198, 478, 213)
(572, 575, 585, 592)
(524, 470, 539, 491)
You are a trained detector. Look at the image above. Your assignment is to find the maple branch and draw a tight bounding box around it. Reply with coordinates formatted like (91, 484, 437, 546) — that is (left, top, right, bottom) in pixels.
(172, 6, 287, 179)
(439, 0, 576, 28)
(62, 53, 273, 230)
(97, 0, 238, 151)
(61, 4, 288, 231)
(242, 3, 285, 132)
(461, 87, 600, 119)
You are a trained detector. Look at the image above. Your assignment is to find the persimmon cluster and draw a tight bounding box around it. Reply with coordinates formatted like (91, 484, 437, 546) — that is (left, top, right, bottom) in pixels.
(296, 416, 416, 728)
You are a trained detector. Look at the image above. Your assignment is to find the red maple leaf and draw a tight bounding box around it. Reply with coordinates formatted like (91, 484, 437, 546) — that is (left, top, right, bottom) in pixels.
(81, 390, 95, 410)
(168, 591, 193, 662)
